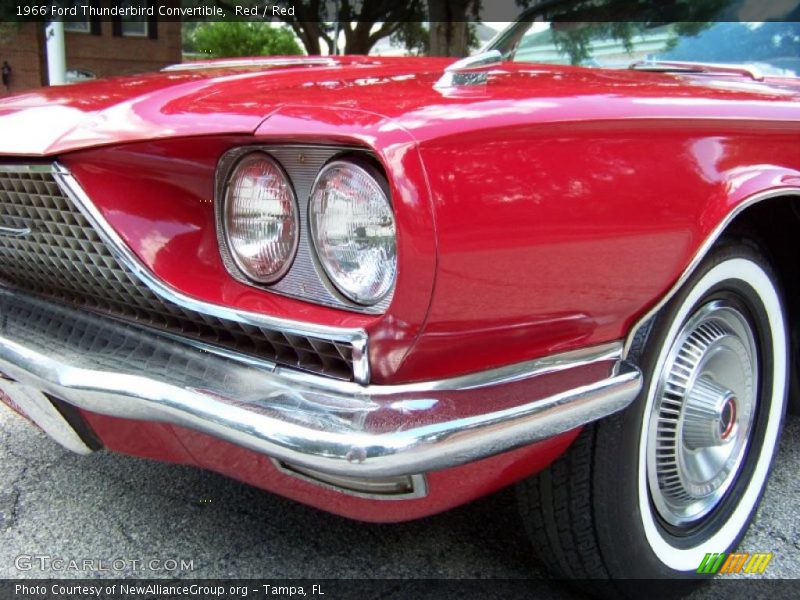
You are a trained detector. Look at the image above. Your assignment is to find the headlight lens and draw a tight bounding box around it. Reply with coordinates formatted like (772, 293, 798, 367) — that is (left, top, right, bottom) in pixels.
(309, 161, 397, 305)
(223, 153, 299, 283)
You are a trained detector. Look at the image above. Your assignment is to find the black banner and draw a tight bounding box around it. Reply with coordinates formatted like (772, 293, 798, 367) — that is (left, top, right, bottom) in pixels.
(2, 579, 800, 600)
(2, 0, 800, 23)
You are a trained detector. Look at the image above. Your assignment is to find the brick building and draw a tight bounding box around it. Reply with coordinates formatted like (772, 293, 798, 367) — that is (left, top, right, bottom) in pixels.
(0, 3, 181, 95)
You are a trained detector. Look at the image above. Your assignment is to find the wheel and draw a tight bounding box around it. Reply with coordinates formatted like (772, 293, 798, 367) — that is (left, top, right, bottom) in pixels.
(517, 239, 788, 591)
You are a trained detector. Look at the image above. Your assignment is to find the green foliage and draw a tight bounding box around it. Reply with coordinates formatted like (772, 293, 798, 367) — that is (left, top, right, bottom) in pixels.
(514, 0, 733, 22)
(466, 23, 481, 53)
(513, 0, 732, 65)
(212, 0, 426, 55)
(0, 22, 22, 41)
(390, 22, 430, 56)
(191, 22, 303, 58)
(182, 21, 201, 54)
(550, 22, 637, 65)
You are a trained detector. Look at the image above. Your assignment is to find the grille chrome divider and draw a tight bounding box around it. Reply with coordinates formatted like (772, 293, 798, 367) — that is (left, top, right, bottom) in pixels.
(0, 162, 368, 383)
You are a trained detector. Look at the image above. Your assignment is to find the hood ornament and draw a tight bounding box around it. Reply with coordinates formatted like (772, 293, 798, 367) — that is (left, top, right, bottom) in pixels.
(435, 50, 503, 90)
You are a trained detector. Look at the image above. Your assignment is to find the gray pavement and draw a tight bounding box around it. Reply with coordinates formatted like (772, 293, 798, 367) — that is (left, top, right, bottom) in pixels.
(1, 402, 797, 590)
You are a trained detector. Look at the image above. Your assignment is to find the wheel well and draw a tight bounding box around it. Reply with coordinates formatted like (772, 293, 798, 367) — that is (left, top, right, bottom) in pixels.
(724, 195, 800, 414)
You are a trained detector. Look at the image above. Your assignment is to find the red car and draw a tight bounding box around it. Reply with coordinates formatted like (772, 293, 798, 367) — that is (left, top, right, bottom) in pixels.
(0, 16, 798, 589)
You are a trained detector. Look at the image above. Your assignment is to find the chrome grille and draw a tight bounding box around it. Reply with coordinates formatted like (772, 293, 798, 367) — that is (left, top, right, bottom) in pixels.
(0, 166, 356, 380)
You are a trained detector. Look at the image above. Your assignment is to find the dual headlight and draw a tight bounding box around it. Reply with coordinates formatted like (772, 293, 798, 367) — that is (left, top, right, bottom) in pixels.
(222, 153, 397, 306)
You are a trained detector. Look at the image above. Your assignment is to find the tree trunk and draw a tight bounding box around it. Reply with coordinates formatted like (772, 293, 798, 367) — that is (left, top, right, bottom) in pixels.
(428, 0, 471, 57)
(343, 22, 376, 55)
(428, 21, 470, 56)
(291, 22, 322, 55)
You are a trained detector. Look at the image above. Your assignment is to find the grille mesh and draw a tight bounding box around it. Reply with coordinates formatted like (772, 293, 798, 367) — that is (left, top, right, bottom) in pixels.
(0, 168, 355, 380)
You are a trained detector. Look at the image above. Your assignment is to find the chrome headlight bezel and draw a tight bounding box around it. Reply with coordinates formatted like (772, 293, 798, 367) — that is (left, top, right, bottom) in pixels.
(221, 152, 300, 284)
(308, 159, 397, 306)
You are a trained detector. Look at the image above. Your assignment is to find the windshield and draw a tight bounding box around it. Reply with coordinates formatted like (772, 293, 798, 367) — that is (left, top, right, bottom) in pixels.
(489, 21, 800, 77)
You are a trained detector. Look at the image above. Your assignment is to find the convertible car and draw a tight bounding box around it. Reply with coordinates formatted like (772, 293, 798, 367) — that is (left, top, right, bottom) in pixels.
(0, 14, 798, 588)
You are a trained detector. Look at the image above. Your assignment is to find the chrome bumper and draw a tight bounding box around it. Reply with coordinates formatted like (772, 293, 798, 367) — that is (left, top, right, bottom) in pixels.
(0, 289, 642, 479)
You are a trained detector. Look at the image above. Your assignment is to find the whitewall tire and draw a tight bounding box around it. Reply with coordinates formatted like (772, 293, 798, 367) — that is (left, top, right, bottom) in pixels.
(516, 239, 788, 591)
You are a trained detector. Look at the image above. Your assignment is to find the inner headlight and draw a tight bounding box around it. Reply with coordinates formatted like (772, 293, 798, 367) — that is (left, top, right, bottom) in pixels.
(309, 160, 397, 305)
(223, 153, 299, 283)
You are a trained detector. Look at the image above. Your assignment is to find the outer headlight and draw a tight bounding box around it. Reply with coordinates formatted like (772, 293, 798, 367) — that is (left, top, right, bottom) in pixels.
(223, 153, 299, 283)
(309, 160, 397, 305)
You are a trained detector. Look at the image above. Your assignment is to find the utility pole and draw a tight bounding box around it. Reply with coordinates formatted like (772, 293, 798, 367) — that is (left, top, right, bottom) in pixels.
(45, 21, 66, 85)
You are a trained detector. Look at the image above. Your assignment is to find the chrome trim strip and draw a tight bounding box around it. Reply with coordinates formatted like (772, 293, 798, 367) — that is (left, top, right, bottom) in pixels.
(629, 60, 764, 81)
(290, 340, 623, 397)
(350, 336, 370, 386)
(0, 225, 31, 237)
(623, 187, 800, 358)
(163, 57, 338, 72)
(0, 288, 641, 478)
(49, 163, 371, 383)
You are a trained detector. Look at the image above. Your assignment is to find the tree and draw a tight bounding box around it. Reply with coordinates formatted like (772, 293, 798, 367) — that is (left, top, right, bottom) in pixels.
(390, 19, 480, 57)
(191, 22, 303, 58)
(390, 21, 430, 55)
(213, 0, 426, 55)
(513, 0, 731, 65)
(428, 0, 480, 57)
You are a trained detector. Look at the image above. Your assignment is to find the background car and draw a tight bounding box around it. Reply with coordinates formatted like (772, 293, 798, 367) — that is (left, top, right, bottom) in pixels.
(65, 68, 97, 84)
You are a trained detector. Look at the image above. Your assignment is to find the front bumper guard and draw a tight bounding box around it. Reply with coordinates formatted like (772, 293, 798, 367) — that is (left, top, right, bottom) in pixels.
(0, 289, 642, 479)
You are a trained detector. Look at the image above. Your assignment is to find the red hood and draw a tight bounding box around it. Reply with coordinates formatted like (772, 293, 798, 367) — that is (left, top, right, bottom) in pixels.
(1, 55, 798, 156)
(0, 56, 452, 156)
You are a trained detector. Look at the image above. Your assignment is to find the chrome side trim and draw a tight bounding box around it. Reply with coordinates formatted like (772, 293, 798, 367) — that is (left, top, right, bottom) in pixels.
(0, 288, 641, 478)
(50, 163, 371, 383)
(297, 340, 623, 397)
(623, 187, 800, 358)
(163, 57, 338, 72)
(629, 60, 764, 81)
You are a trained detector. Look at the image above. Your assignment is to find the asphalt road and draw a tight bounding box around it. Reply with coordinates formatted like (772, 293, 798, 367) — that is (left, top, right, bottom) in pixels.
(1, 401, 798, 596)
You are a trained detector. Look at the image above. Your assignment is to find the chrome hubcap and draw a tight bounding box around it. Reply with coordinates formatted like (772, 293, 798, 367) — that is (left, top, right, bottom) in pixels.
(647, 301, 758, 527)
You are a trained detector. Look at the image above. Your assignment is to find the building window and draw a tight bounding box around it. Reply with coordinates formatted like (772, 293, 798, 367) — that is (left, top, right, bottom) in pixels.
(118, 0, 148, 37)
(63, 0, 90, 32)
(121, 18, 148, 37)
(64, 20, 91, 33)
(111, 1, 157, 40)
